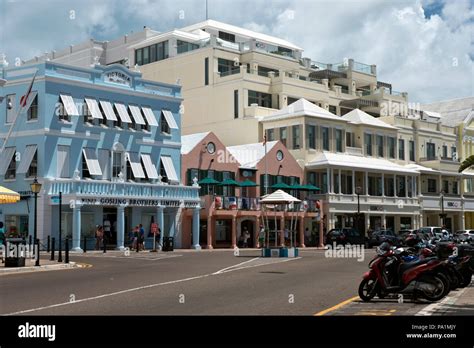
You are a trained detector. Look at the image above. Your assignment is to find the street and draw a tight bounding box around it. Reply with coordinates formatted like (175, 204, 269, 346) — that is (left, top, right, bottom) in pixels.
(1, 249, 472, 316)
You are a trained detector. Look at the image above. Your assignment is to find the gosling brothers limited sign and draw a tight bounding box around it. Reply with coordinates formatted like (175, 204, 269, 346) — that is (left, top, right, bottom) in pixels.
(80, 197, 179, 207)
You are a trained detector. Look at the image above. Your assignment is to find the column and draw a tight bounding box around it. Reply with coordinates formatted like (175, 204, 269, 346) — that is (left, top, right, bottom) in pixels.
(157, 206, 164, 247)
(352, 170, 355, 195)
(393, 174, 397, 197)
(405, 176, 408, 197)
(338, 169, 342, 194)
(461, 212, 466, 230)
(382, 214, 386, 229)
(299, 216, 305, 248)
(318, 200, 324, 247)
(116, 205, 125, 250)
(207, 215, 213, 249)
(280, 215, 285, 246)
(381, 173, 385, 196)
(366, 213, 370, 236)
(365, 171, 369, 195)
(72, 202, 82, 252)
(192, 208, 201, 250)
(327, 167, 331, 193)
(417, 175, 421, 196)
(231, 216, 237, 248)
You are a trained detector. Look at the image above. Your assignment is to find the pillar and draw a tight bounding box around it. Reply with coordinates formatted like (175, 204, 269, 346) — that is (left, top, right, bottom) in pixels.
(382, 214, 386, 229)
(327, 167, 331, 193)
(299, 215, 305, 247)
(338, 169, 342, 194)
(381, 173, 385, 196)
(207, 215, 213, 249)
(417, 175, 421, 196)
(365, 171, 369, 195)
(192, 208, 201, 250)
(169, 209, 177, 238)
(157, 206, 164, 247)
(116, 205, 125, 250)
(366, 213, 370, 235)
(352, 169, 355, 194)
(393, 174, 397, 197)
(318, 200, 324, 247)
(72, 202, 82, 252)
(280, 215, 285, 246)
(231, 216, 237, 248)
(405, 176, 408, 197)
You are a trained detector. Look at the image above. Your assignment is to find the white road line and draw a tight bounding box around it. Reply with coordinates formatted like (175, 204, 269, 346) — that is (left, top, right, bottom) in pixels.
(416, 286, 469, 316)
(71, 254, 182, 261)
(3, 256, 301, 315)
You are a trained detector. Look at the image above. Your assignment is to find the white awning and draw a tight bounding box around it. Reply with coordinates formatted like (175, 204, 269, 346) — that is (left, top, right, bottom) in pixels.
(23, 91, 38, 112)
(17, 145, 37, 174)
(161, 156, 178, 182)
(0, 147, 16, 176)
(82, 148, 103, 176)
(99, 100, 118, 121)
(60, 94, 79, 116)
(162, 110, 178, 129)
(141, 107, 158, 127)
(114, 102, 132, 123)
(141, 154, 159, 179)
(127, 152, 146, 179)
(129, 105, 146, 125)
(84, 98, 103, 120)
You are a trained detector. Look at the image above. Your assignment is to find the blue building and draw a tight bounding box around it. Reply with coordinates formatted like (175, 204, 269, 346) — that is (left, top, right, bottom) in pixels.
(0, 61, 200, 251)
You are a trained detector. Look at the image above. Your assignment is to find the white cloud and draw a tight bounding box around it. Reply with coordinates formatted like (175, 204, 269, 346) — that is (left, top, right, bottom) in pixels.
(1, 0, 472, 103)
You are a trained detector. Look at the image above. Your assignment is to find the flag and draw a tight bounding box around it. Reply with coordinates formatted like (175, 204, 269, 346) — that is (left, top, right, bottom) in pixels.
(19, 70, 37, 108)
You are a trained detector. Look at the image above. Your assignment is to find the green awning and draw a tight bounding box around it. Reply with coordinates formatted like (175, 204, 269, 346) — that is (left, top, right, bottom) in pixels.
(302, 184, 320, 191)
(271, 182, 291, 189)
(218, 178, 241, 186)
(197, 177, 220, 185)
(239, 179, 258, 187)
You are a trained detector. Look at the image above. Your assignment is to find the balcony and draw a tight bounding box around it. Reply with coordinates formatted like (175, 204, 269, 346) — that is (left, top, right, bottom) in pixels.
(345, 146, 363, 156)
(45, 178, 200, 202)
(201, 195, 320, 212)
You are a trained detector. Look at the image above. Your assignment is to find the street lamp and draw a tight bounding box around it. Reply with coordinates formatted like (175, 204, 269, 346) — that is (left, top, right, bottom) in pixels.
(30, 177, 42, 266)
(354, 186, 362, 229)
(439, 190, 447, 228)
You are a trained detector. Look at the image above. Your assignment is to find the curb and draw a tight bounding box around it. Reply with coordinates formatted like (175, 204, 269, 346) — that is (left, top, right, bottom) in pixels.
(0, 261, 79, 275)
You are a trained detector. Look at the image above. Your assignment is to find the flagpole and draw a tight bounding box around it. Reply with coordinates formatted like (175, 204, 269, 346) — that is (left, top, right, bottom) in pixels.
(0, 69, 37, 155)
(264, 135, 268, 195)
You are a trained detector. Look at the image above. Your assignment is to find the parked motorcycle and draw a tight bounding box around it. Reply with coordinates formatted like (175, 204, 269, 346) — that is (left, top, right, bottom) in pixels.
(358, 242, 450, 302)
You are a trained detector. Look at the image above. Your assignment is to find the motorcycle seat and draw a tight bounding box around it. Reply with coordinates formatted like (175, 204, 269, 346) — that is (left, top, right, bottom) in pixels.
(398, 257, 436, 274)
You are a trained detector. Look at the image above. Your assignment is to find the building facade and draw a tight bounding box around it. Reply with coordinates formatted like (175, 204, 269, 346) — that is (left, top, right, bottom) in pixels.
(0, 61, 200, 250)
(180, 131, 321, 248)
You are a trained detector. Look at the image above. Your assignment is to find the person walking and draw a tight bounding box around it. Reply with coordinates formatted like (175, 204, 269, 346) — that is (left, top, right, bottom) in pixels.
(243, 227, 250, 248)
(139, 224, 145, 251)
(95, 225, 103, 250)
(0, 222, 5, 247)
(258, 225, 265, 248)
(132, 226, 139, 250)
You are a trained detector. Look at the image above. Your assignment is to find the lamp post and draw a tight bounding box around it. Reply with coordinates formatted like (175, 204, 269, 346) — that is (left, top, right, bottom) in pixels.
(30, 177, 42, 266)
(439, 190, 446, 228)
(355, 186, 362, 231)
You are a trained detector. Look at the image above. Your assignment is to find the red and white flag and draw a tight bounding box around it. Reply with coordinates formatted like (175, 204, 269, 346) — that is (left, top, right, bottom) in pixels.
(19, 70, 37, 108)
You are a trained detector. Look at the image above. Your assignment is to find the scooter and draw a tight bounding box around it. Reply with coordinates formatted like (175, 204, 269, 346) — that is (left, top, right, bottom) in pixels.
(358, 243, 449, 302)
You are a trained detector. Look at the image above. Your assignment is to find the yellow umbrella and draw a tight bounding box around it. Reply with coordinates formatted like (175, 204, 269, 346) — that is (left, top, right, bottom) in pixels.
(0, 185, 20, 204)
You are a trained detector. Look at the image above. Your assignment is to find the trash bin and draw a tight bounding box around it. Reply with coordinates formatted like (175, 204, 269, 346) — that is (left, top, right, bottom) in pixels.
(4, 238, 26, 267)
(162, 237, 174, 252)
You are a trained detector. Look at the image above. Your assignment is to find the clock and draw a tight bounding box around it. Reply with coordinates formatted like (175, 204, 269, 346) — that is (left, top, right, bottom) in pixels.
(276, 150, 284, 161)
(207, 142, 216, 154)
(242, 170, 252, 178)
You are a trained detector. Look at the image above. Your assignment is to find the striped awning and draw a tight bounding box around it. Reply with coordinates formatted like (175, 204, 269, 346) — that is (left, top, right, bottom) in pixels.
(0, 186, 20, 204)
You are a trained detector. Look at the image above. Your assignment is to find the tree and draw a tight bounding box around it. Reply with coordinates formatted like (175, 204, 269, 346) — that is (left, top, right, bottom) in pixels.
(459, 155, 474, 172)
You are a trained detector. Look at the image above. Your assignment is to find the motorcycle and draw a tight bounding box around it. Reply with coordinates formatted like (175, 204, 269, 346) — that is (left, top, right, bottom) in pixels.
(358, 242, 449, 302)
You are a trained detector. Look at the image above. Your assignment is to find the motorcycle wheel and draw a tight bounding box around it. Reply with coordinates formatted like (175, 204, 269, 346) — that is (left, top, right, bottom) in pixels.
(358, 278, 378, 302)
(418, 274, 448, 302)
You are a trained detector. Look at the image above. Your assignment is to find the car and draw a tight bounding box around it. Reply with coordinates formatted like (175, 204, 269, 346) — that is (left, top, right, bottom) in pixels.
(455, 230, 474, 242)
(368, 229, 400, 248)
(419, 226, 443, 239)
(325, 228, 365, 246)
(398, 229, 417, 240)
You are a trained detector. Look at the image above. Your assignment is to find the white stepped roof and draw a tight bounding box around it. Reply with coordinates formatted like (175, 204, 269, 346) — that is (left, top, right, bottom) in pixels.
(341, 109, 398, 129)
(307, 152, 418, 174)
(260, 189, 301, 203)
(181, 20, 303, 51)
(181, 132, 210, 154)
(227, 141, 278, 169)
(260, 98, 343, 122)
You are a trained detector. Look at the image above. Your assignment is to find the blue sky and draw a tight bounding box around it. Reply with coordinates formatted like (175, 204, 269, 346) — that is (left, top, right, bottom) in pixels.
(1, 0, 472, 104)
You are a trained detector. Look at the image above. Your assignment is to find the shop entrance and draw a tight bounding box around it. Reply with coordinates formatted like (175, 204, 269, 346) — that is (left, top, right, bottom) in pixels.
(240, 220, 254, 248)
(103, 208, 117, 245)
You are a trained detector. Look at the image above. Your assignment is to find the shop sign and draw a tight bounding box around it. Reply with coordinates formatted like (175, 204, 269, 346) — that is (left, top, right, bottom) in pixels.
(78, 197, 182, 207)
(446, 201, 461, 208)
(104, 71, 131, 86)
(370, 206, 383, 211)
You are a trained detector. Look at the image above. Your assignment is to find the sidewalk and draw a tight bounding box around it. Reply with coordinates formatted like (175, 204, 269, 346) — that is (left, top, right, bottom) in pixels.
(0, 256, 79, 276)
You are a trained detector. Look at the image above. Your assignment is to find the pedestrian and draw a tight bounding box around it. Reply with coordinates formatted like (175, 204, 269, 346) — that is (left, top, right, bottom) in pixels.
(139, 224, 145, 250)
(132, 226, 139, 250)
(284, 227, 289, 245)
(304, 227, 310, 246)
(258, 225, 265, 248)
(0, 222, 5, 246)
(243, 227, 250, 248)
(95, 225, 103, 250)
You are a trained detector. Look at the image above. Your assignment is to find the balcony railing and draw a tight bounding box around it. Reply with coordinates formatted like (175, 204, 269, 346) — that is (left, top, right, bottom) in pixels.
(219, 67, 241, 77)
(45, 178, 200, 201)
(352, 61, 372, 74)
(346, 146, 363, 156)
(203, 195, 319, 212)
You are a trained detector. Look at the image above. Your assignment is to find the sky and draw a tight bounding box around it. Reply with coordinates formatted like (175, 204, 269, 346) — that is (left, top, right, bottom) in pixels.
(0, 0, 472, 104)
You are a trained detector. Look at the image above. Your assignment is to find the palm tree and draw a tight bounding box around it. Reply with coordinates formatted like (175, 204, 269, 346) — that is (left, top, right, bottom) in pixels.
(459, 155, 474, 172)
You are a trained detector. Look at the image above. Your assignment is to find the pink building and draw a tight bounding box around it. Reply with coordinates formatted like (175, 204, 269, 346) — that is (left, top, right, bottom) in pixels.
(180, 132, 321, 249)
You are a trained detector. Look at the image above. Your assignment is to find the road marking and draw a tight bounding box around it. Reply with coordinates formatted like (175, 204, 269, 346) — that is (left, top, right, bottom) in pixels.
(416, 286, 469, 316)
(3, 256, 301, 315)
(213, 258, 260, 274)
(72, 254, 182, 261)
(76, 263, 92, 268)
(314, 296, 360, 316)
(212, 257, 301, 275)
(356, 309, 396, 316)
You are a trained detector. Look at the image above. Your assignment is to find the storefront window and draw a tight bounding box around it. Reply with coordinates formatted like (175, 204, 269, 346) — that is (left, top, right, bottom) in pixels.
(215, 219, 232, 244)
(5, 215, 29, 238)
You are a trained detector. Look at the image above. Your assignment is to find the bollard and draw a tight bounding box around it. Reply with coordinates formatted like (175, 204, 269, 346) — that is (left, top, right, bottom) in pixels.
(83, 236, 87, 253)
(65, 238, 69, 264)
(50, 237, 55, 261)
(47, 235, 50, 253)
(103, 238, 107, 253)
(35, 238, 40, 267)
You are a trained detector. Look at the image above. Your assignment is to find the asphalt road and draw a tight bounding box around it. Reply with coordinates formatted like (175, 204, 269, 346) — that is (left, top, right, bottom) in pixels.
(1, 249, 370, 315)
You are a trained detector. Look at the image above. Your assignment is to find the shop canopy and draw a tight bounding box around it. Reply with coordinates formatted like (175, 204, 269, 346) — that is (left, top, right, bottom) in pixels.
(271, 182, 291, 189)
(197, 177, 221, 185)
(239, 179, 258, 187)
(218, 179, 241, 186)
(0, 186, 20, 204)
